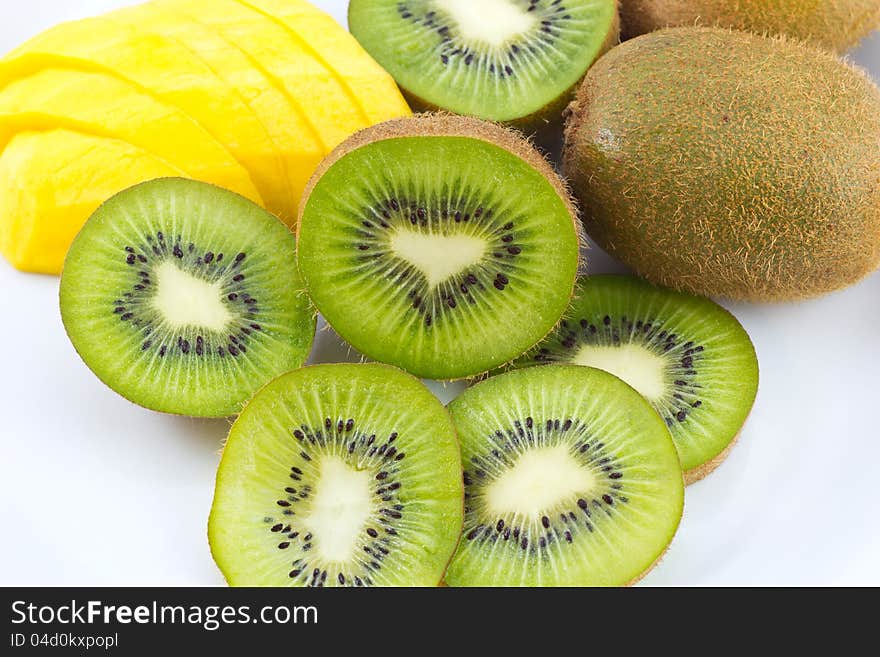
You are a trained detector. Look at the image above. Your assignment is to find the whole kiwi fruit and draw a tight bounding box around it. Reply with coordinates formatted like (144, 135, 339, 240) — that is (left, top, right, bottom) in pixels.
(620, 0, 880, 53)
(563, 27, 880, 302)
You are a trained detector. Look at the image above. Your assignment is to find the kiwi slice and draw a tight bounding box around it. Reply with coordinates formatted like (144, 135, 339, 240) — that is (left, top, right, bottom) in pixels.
(509, 275, 759, 483)
(348, 0, 619, 125)
(59, 178, 315, 418)
(209, 363, 463, 587)
(445, 364, 683, 586)
(297, 114, 580, 380)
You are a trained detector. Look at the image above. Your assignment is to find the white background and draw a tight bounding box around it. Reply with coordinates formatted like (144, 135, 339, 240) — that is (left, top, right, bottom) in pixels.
(1, 1, 879, 586)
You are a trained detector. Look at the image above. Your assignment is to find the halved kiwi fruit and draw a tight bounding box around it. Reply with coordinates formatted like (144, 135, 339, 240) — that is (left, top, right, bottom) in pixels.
(445, 364, 683, 586)
(209, 363, 463, 587)
(508, 275, 759, 483)
(59, 178, 315, 418)
(348, 0, 619, 126)
(296, 114, 581, 380)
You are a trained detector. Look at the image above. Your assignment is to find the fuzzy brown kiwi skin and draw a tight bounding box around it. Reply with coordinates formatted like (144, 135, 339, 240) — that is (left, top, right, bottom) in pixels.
(563, 27, 880, 303)
(684, 430, 741, 486)
(619, 0, 880, 53)
(396, 7, 620, 135)
(296, 113, 584, 380)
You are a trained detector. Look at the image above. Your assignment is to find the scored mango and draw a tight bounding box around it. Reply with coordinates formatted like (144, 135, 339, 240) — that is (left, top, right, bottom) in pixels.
(0, 0, 409, 275)
(105, 2, 326, 223)
(0, 68, 263, 200)
(3, 15, 294, 221)
(146, 0, 373, 150)
(244, 0, 410, 124)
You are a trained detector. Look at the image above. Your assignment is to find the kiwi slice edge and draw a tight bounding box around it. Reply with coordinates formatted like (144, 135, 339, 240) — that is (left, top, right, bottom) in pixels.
(347, 0, 621, 126)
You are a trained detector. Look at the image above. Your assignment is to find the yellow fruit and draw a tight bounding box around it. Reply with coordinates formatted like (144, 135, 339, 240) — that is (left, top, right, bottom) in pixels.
(0, 0, 410, 275)
(146, 0, 377, 149)
(0, 130, 184, 274)
(0, 68, 262, 202)
(239, 0, 406, 123)
(105, 1, 326, 224)
(3, 15, 293, 221)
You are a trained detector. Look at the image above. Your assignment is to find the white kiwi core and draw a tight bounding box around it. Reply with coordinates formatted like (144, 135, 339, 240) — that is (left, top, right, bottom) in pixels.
(151, 260, 232, 330)
(433, 0, 537, 48)
(485, 445, 596, 520)
(389, 227, 487, 289)
(573, 343, 668, 403)
(299, 457, 374, 564)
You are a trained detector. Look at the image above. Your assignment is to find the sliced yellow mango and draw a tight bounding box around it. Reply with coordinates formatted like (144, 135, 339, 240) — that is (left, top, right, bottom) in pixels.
(104, 3, 325, 224)
(0, 130, 185, 274)
(2, 15, 293, 220)
(141, 0, 368, 150)
(0, 0, 412, 275)
(0, 68, 262, 205)
(239, 0, 410, 124)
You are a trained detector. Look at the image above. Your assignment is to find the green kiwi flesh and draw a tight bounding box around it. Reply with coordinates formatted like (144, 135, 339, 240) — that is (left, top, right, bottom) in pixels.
(509, 275, 759, 483)
(59, 178, 315, 417)
(297, 114, 580, 380)
(563, 28, 880, 302)
(208, 363, 463, 587)
(445, 364, 684, 586)
(348, 0, 620, 125)
(620, 0, 880, 53)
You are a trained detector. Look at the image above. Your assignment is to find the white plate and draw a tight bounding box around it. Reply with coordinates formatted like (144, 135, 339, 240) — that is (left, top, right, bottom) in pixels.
(1, 0, 878, 586)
